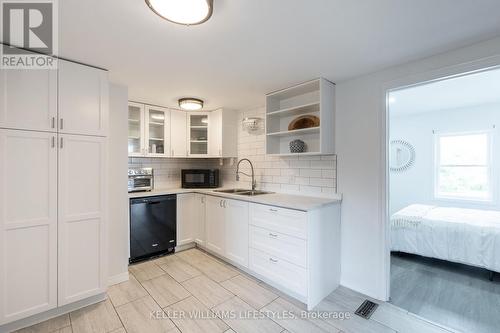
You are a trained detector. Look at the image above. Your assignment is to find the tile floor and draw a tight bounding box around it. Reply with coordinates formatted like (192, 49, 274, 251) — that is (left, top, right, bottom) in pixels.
(15, 248, 458, 333)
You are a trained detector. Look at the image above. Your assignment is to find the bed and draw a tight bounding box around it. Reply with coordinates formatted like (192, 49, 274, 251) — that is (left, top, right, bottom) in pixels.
(391, 204, 500, 274)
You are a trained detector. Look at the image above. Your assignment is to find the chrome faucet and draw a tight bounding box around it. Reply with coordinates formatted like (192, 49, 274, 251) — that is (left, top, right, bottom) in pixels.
(236, 158, 256, 190)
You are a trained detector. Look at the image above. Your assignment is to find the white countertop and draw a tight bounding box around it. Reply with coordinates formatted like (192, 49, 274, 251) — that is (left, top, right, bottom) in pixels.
(128, 187, 341, 211)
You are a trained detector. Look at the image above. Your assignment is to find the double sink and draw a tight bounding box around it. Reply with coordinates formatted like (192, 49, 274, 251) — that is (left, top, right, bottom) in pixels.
(213, 189, 274, 196)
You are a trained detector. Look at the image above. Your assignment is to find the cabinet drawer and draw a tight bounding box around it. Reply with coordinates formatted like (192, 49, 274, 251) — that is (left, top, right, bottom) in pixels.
(250, 204, 307, 239)
(249, 248, 307, 297)
(249, 226, 307, 268)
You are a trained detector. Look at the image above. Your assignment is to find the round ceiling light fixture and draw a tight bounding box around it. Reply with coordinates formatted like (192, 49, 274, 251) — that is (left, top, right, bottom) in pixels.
(145, 0, 213, 26)
(179, 98, 204, 111)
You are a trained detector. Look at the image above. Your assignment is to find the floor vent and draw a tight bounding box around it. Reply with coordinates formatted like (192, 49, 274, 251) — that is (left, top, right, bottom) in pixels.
(355, 300, 379, 319)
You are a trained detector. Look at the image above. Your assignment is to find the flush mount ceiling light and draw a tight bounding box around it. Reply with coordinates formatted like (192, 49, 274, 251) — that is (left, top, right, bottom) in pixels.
(179, 98, 204, 111)
(145, 0, 213, 26)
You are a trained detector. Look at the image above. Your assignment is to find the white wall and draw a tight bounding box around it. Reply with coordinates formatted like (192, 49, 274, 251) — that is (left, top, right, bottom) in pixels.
(335, 36, 500, 300)
(390, 103, 500, 214)
(108, 83, 130, 284)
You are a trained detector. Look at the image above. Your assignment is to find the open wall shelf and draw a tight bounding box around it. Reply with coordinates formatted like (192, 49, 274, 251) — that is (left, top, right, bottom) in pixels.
(265, 78, 335, 156)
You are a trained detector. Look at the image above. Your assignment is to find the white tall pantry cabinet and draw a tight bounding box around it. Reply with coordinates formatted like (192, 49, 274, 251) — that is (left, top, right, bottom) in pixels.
(0, 58, 108, 326)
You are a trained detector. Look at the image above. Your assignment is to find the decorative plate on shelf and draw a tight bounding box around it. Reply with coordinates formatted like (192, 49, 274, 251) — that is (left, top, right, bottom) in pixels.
(288, 115, 320, 131)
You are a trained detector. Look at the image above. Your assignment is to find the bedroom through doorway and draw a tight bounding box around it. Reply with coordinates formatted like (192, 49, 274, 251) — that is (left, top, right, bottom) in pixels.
(387, 67, 500, 333)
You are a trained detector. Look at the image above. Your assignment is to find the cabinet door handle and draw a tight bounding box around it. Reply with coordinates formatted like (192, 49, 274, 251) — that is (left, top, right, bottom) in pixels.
(223, 200, 227, 208)
(219, 200, 223, 208)
(269, 258, 278, 263)
(60, 118, 64, 130)
(51, 117, 55, 129)
(60, 137, 63, 149)
(269, 233, 278, 238)
(269, 208, 278, 212)
(51, 136, 55, 148)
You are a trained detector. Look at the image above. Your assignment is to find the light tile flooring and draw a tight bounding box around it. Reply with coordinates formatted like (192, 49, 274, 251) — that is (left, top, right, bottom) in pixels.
(15, 248, 457, 333)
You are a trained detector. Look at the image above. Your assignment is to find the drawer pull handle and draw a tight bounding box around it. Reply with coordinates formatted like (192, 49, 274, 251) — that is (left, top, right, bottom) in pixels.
(269, 258, 278, 263)
(269, 208, 278, 212)
(269, 233, 278, 238)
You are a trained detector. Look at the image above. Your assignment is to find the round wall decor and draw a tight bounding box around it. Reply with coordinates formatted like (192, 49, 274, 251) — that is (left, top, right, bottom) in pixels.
(389, 140, 415, 172)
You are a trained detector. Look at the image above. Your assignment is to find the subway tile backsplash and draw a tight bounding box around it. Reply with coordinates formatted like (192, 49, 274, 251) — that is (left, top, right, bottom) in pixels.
(128, 106, 337, 198)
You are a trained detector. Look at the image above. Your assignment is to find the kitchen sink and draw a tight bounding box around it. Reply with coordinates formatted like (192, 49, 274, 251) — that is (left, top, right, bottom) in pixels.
(213, 189, 274, 196)
(213, 189, 249, 194)
(236, 190, 274, 196)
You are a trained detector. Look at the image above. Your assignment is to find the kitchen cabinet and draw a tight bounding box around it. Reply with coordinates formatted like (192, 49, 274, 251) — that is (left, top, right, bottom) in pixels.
(209, 109, 238, 158)
(58, 60, 108, 137)
(0, 58, 57, 132)
(177, 193, 197, 247)
(58, 134, 107, 306)
(128, 102, 145, 157)
(128, 103, 172, 157)
(201, 192, 340, 310)
(248, 202, 341, 310)
(194, 194, 206, 246)
(187, 112, 210, 156)
(127, 103, 237, 158)
(265, 78, 335, 156)
(0, 59, 109, 325)
(0, 129, 58, 324)
(204, 196, 249, 267)
(224, 199, 249, 267)
(170, 110, 187, 157)
(205, 195, 226, 256)
(145, 105, 170, 157)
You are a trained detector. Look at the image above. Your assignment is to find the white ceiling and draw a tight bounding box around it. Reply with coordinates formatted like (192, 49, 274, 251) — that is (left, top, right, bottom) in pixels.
(56, 0, 500, 110)
(389, 67, 500, 117)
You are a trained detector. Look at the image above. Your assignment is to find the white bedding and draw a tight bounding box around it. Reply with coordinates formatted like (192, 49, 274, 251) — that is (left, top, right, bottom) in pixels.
(391, 204, 500, 273)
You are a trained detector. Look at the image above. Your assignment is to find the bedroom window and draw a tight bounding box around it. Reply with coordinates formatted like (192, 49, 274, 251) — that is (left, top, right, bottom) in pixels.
(435, 131, 492, 201)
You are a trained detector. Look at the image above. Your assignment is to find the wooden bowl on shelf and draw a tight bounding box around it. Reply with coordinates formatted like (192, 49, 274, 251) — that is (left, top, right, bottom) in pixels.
(288, 115, 320, 131)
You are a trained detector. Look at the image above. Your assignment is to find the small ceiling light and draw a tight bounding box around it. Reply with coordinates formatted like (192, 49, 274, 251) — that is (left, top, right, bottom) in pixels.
(179, 98, 204, 111)
(145, 0, 213, 26)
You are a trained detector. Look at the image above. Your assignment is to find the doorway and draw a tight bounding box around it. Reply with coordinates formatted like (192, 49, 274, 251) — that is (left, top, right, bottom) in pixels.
(386, 66, 500, 333)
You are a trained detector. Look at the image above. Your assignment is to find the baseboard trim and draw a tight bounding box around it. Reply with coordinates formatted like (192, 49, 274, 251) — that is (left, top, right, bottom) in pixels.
(108, 271, 129, 286)
(175, 243, 196, 252)
(0, 293, 107, 333)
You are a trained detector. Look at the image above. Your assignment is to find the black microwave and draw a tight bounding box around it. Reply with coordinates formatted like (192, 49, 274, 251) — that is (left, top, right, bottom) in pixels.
(181, 169, 219, 188)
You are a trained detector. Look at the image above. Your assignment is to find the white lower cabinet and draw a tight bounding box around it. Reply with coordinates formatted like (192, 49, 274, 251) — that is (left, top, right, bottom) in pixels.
(224, 199, 249, 267)
(249, 248, 307, 296)
(176, 193, 197, 246)
(0, 129, 58, 324)
(205, 196, 226, 256)
(187, 194, 340, 310)
(204, 196, 249, 267)
(194, 194, 206, 246)
(248, 202, 341, 310)
(58, 135, 107, 306)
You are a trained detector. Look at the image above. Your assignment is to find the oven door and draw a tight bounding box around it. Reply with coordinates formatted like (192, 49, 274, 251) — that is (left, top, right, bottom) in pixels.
(182, 170, 209, 188)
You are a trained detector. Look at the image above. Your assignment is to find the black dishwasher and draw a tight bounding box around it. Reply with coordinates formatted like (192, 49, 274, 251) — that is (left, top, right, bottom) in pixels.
(129, 195, 176, 263)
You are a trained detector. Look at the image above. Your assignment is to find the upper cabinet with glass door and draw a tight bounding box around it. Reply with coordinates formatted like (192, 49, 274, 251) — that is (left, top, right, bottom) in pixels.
(187, 112, 210, 156)
(128, 102, 145, 157)
(145, 105, 170, 157)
